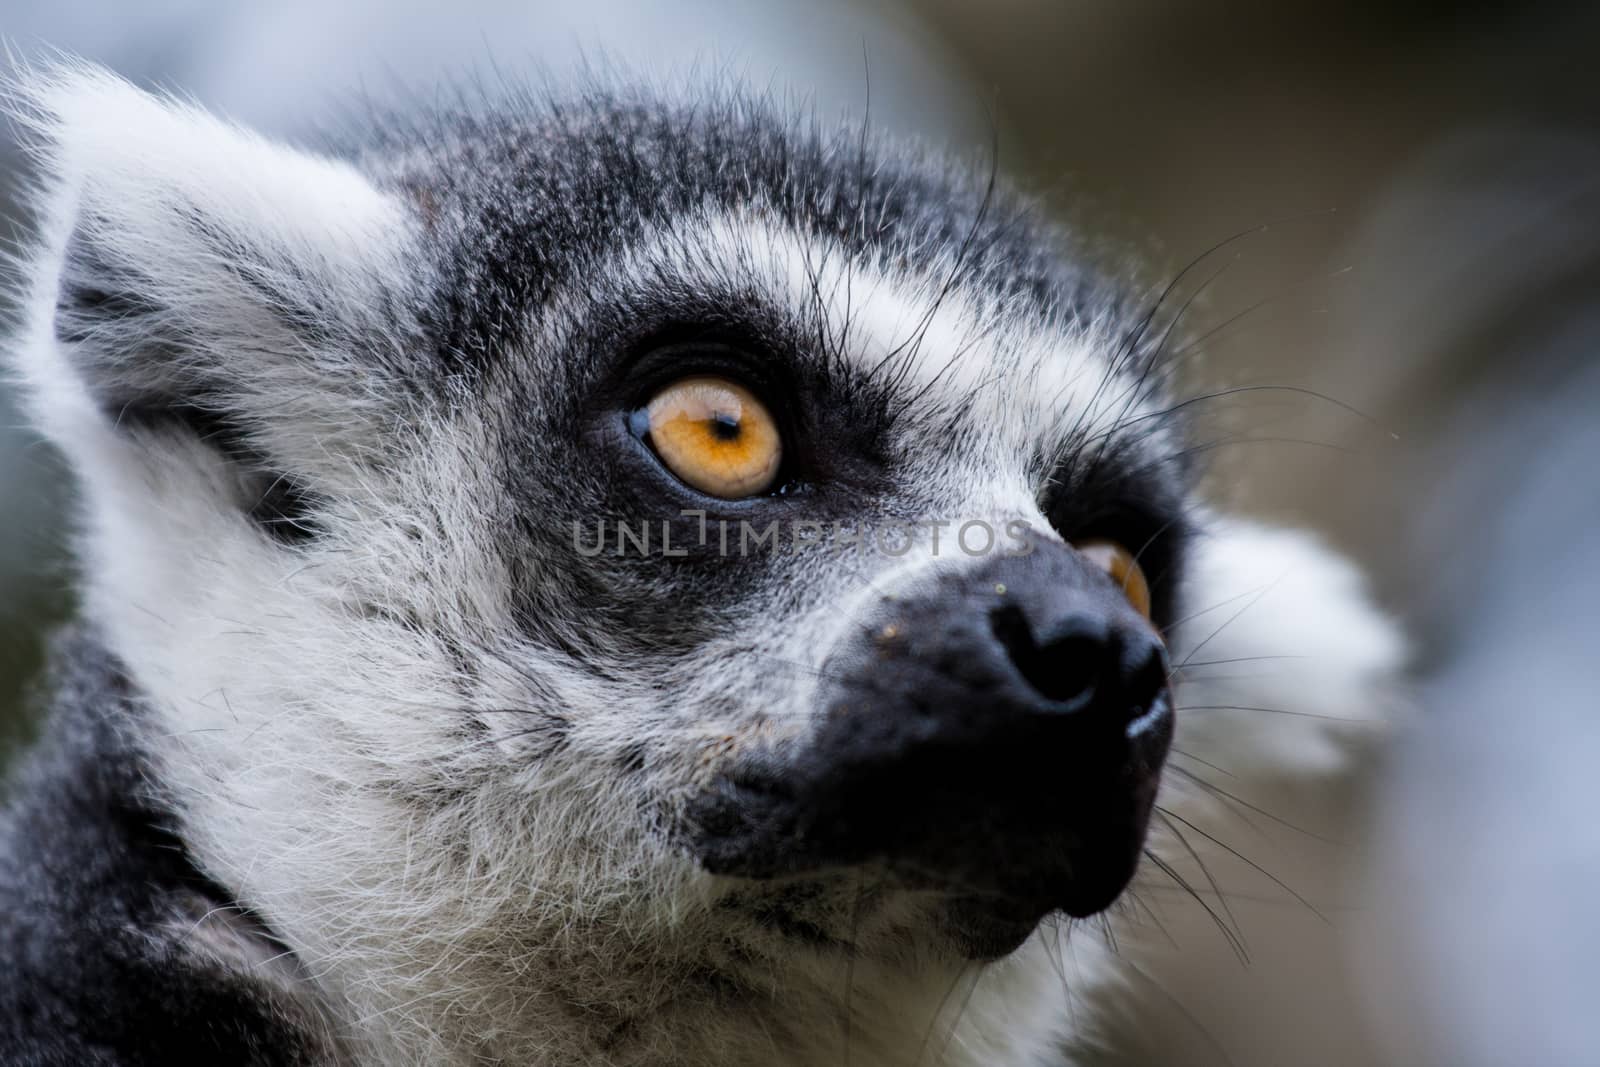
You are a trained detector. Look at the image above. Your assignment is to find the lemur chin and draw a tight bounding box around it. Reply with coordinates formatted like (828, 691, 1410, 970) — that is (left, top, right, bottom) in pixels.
(0, 62, 1402, 1066)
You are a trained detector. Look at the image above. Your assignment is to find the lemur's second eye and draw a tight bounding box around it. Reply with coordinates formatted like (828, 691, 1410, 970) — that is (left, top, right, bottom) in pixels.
(642, 377, 782, 499)
(1073, 539, 1152, 619)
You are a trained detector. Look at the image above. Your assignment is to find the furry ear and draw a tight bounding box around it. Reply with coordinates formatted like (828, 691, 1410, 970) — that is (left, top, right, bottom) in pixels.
(1167, 514, 1406, 776)
(7, 62, 426, 473)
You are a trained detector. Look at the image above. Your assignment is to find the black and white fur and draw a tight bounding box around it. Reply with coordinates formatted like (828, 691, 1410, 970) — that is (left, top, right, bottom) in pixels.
(0, 64, 1401, 1066)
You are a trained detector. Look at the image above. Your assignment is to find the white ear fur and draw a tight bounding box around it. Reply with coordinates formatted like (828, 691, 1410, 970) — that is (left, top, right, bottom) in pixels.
(1167, 514, 1406, 776)
(6, 61, 421, 460)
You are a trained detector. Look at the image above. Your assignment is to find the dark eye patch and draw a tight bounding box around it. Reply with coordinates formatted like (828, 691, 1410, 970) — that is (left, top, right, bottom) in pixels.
(1039, 444, 1190, 628)
(580, 306, 900, 517)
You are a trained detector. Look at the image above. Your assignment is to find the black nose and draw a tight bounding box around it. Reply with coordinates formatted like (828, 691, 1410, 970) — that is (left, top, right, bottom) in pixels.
(987, 601, 1169, 734)
(689, 537, 1174, 953)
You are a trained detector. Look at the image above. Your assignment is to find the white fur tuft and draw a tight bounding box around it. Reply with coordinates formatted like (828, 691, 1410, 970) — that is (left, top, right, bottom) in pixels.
(1169, 515, 1405, 776)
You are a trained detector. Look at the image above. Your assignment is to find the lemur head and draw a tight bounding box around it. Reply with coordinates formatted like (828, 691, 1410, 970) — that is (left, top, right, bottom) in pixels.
(6, 64, 1401, 1066)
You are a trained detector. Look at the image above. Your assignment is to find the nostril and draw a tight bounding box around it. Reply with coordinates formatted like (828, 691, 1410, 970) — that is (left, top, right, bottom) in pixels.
(1124, 643, 1170, 701)
(989, 604, 1103, 705)
(1118, 641, 1171, 716)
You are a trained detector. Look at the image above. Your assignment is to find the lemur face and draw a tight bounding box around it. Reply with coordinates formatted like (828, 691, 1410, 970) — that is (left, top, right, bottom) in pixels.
(366, 79, 1192, 963)
(559, 215, 1186, 959)
(11, 66, 1402, 1064)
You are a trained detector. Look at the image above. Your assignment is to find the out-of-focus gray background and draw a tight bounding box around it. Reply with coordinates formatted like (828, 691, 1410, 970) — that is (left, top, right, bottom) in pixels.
(4, 3, 1599, 1064)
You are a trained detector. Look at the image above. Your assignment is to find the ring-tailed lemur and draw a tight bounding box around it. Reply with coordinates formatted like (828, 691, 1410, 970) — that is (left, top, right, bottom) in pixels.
(0, 63, 1401, 1066)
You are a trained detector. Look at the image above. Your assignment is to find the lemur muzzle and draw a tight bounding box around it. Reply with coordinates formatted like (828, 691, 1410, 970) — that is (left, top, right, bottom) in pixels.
(690, 535, 1172, 952)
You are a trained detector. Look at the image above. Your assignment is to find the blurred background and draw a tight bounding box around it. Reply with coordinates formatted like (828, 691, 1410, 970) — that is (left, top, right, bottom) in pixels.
(4, 2, 1599, 1063)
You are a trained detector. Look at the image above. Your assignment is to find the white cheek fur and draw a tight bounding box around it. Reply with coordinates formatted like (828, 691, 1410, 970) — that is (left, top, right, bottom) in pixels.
(1169, 514, 1404, 778)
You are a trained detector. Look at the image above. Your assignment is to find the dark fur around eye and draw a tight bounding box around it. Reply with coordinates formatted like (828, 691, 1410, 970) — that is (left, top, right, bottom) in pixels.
(1041, 454, 1190, 628)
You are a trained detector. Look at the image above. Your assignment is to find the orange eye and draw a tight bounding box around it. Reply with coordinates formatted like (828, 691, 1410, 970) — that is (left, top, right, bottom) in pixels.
(1074, 539, 1152, 619)
(644, 377, 783, 499)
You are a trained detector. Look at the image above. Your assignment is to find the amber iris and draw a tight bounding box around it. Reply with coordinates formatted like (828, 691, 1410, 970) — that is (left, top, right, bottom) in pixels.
(644, 377, 783, 499)
(1073, 539, 1153, 619)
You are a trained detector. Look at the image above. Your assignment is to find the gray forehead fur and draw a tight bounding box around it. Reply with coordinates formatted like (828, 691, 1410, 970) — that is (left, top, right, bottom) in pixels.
(352, 79, 1125, 374)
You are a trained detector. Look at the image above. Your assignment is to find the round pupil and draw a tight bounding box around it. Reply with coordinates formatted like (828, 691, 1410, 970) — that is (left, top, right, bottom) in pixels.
(708, 411, 741, 441)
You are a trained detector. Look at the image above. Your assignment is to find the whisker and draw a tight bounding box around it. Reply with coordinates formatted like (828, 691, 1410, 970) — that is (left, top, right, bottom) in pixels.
(1161, 586, 1273, 637)
(1165, 763, 1341, 844)
(1177, 703, 1380, 723)
(1107, 949, 1240, 1067)
(1150, 807, 1242, 948)
(1141, 849, 1248, 964)
(915, 962, 976, 1067)
(1125, 435, 1361, 489)
(1134, 884, 1362, 911)
(1117, 889, 1181, 951)
(1172, 570, 1287, 664)
(840, 871, 866, 1067)
(1087, 383, 1390, 450)
(931, 963, 986, 1067)
(1111, 216, 1293, 376)
(1164, 745, 1238, 781)
(1175, 654, 1311, 669)
(1166, 264, 1350, 364)
(1156, 804, 1328, 924)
